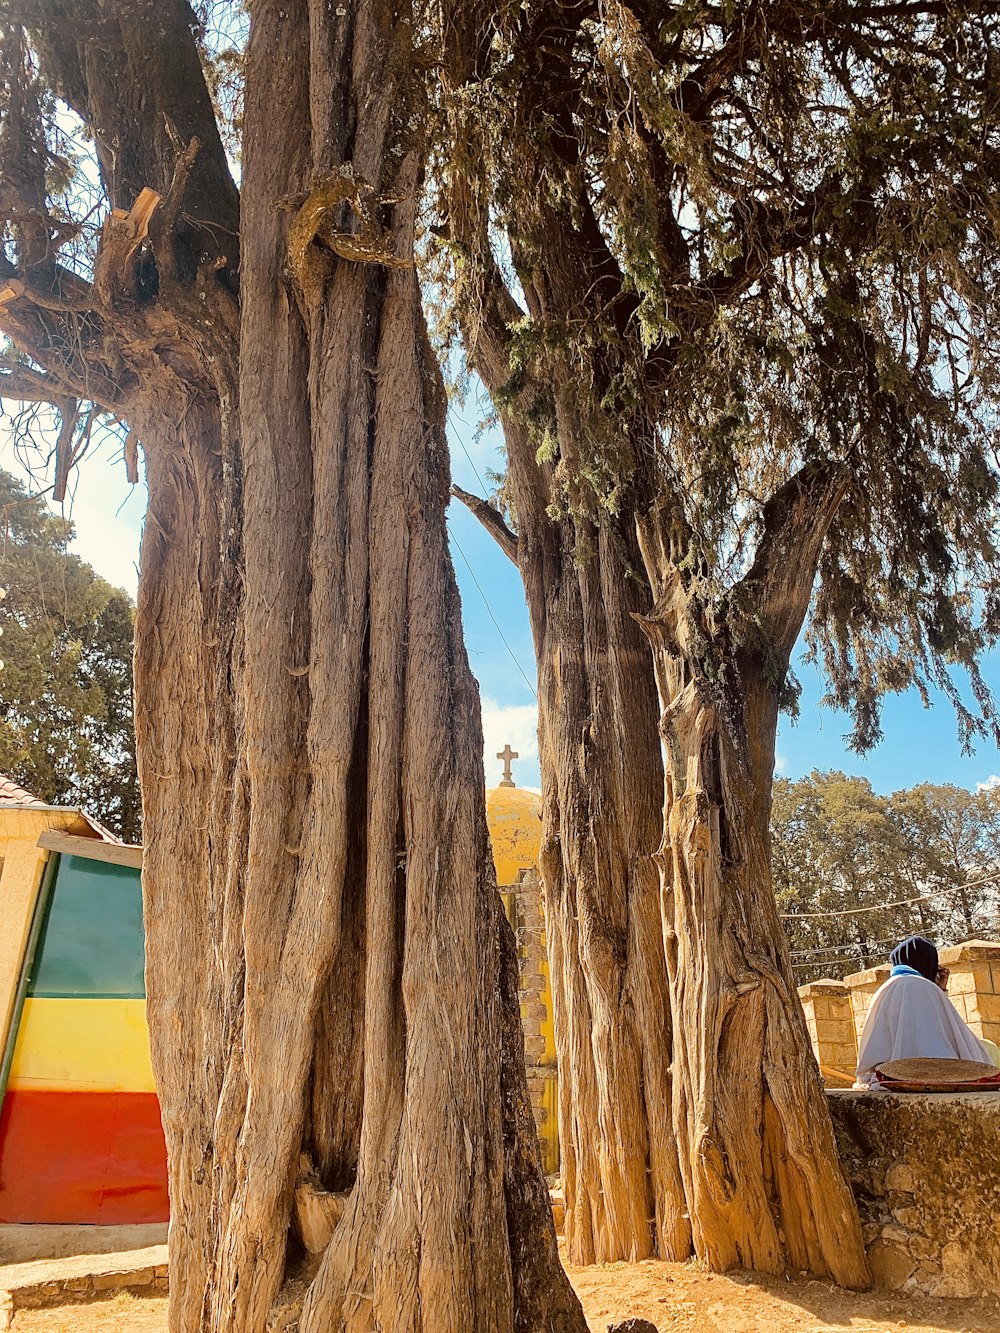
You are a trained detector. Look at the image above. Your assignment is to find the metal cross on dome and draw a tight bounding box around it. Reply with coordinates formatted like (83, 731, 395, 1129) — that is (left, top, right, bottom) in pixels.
(497, 743, 518, 787)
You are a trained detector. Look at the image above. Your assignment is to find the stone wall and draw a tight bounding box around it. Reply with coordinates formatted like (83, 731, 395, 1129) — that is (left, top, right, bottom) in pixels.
(828, 1089, 1000, 1297)
(797, 979, 857, 1079)
(842, 962, 890, 1044)
(500, 867, 559, 1175)
(936, 940, 1000, 1046)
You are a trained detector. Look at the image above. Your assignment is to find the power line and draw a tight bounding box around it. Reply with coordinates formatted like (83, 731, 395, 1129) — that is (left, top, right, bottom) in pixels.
(778, 870, 1000, 921)
(789, 935, 902, 958)
(448, 405, 492, 498)
(448, 523, 537, 699)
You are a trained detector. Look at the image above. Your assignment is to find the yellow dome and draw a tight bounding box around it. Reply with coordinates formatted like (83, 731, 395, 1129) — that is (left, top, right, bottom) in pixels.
(486, 784, 542, 887)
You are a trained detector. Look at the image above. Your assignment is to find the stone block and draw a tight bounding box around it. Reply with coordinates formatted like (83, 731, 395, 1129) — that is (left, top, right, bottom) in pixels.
(815, 1018, 855, 1045)
(969, 992, 1000, 1024)
(799, 978, 850, 996)
(939, 939, 1000, 965)
(944, 964, 991, 996)
(867, 1239, 916, 1289)
(832, 1044, 858, 1070)
(59, 1276, 93, 1297)
(844, 963, 891, 990)
(97, 1265, 155, 1293)
(885, 1163, 916, 1193)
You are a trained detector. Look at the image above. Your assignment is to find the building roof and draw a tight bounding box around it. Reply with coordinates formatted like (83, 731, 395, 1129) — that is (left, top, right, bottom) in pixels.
(0, 772, 119, 842)
(487, 783, 542, 887)
(0, 773, 42, 806)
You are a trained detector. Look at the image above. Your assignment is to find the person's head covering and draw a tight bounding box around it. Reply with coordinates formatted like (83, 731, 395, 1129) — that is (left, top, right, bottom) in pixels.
(889, 935, 939, 983)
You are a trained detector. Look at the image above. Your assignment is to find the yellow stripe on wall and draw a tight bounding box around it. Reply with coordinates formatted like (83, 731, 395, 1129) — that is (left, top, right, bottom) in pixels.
(8, 998, 156, 1093)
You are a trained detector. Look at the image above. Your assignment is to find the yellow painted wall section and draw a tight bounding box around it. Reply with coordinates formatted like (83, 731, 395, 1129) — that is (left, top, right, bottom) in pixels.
(538, 1074, 559, 1176)
(486, 785, 542, 887)
(8, 998, 156, 1092)
(537, 940, 557, 1066)
(0, 808, 96, 1061)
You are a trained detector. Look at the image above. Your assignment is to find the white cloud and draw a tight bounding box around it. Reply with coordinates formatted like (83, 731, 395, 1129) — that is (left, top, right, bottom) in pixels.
(978, 775, 1000, 792)
(480, 696, 539, 788)
(775, 750, 788, 774)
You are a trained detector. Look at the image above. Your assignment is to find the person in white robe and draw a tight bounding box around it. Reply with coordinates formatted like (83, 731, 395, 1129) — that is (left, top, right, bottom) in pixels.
(855, 935, 997, 1087)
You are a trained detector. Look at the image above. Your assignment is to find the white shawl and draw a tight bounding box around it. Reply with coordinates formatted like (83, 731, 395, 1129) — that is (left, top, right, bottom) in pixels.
(855, 971, 993, 1086)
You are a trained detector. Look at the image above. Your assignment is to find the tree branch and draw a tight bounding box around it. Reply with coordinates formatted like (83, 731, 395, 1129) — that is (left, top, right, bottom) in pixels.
(451, 484, 519, 565)
(29, 0, 239, 281)
(738, 459, 851, 664)
(0, 357, 72, 403)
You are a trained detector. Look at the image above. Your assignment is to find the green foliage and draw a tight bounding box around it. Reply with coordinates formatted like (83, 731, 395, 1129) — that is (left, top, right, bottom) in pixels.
(774, 771, 1000, 983)
(0, 469, 140, 842)
(434, 2, 1000, 747)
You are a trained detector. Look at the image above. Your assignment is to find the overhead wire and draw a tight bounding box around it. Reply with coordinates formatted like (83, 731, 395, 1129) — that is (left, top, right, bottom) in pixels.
(778, 870, 1000, 920)
(448, 523, 537, 700)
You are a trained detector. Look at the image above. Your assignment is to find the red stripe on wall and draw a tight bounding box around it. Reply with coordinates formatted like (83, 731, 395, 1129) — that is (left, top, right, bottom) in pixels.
(0, 1089, 168, 1224)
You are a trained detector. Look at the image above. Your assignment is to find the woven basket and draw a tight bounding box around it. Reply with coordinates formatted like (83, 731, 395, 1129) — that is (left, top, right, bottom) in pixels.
(875, 1057, 1000, 1092)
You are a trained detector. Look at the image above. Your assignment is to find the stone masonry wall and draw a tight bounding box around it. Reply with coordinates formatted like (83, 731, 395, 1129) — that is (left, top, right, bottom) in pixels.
(500, 867, 559, 1175)
(936, 939, 1000, 1046)
(797, 979, 857, 1079)
(828, 1089, 1000, 1298)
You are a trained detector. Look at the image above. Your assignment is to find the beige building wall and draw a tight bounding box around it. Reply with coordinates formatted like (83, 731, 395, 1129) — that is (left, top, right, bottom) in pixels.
(500, 867, 559, 1175)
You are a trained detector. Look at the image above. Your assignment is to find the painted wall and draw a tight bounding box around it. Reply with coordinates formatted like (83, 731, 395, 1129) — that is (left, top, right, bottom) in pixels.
(0, 806, 98, 1064)
(0, 852, 168, 1224)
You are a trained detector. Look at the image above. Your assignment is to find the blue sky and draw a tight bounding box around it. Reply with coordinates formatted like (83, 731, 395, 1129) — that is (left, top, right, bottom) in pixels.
(4, 411, 999, 798)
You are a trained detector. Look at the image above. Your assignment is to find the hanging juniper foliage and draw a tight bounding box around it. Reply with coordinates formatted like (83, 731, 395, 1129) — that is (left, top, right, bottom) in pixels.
(433, 0, 1000, 748)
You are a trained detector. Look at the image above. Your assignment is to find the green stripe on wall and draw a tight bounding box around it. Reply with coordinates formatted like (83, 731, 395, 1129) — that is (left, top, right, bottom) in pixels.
(28, 855, 145, 999)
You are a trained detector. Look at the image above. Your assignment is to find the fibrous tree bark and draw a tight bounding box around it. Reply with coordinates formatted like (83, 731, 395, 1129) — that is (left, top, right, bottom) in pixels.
(441, 3, 689, 1266)
(0, 3, 587, 1329)
(454, 444, 688, 1270)
(636, 469, 868, 1284)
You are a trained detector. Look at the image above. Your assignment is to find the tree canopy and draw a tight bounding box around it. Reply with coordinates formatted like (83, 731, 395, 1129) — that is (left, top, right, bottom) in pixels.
(434, 0, 1000, 749)
(0, 467, 139, 839)
(774, 770, 1000, 982)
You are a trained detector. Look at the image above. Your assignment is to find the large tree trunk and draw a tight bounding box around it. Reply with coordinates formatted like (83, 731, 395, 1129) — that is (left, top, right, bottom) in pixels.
(524, 505, 690, 1265)
(634, 481, 870, 1289)
(440, 5, 689, 1263)
(452, 438, 690, 1262)
(133, 1, 588, 1329)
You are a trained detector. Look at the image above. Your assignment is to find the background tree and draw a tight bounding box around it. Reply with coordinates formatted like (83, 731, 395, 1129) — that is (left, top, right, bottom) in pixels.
(0, 466, 139, 839)
(773, 772, 927, 983)
(435, 0, 1000, 1283)
(774, 774, 1000, 982)
(0, 6, 584, 1332)
(890, 783, 1000, 941)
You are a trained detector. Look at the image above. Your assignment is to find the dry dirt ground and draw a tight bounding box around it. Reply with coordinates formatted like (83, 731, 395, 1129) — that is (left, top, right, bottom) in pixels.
(11, 1258, 1000, 1333)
